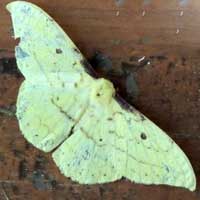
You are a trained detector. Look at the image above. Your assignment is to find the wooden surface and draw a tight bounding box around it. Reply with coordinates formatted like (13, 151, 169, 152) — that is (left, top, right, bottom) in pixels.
(0, 0, 200, 199)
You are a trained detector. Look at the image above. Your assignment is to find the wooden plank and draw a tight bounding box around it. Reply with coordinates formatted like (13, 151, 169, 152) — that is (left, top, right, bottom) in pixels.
(0, 0, 200, 199)
(1, 0, 200, 56)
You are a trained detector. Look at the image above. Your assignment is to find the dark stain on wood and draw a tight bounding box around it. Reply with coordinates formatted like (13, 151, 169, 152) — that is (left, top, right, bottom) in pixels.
(31, 155, 57, 190)
(125, 73, 139, 102)
(19, 159, 29, 179)
(0, 152, 5, 162)
(89, 51, 113, 73)
(0, 57, 21, 76)
(12, 149, 24, 158)
(34, 154, 47, 172)
(167, 62, 176, 74)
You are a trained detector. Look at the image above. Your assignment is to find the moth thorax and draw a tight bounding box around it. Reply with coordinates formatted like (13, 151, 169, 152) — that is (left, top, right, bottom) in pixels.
(91, 78, 115, 104)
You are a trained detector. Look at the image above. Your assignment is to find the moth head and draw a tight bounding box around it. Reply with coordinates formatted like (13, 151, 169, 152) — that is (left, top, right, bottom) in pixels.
(90, 78, 115, 104)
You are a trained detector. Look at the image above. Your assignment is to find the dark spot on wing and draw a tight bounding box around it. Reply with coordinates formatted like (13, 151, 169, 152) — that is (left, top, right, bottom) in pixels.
(164, 165, 170, 173)
(107, 117, 113, 121)
(56, 48, 63, 54)
(82, 149, 90, 160)
(73, 48, 80, 54)
(21, 6, 31, 14)
(16, 46, 29, 58)
(139, 114, 146, 121)
(109, 130, 115, 134)
(46, 17, 54, 22)
(141, 133, 147, 140)
(99, 138, 103, 142)
(113, 111, 123, 115)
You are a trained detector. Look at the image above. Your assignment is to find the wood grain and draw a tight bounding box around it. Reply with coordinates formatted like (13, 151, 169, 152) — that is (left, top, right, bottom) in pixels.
(0, 0, 200, 199)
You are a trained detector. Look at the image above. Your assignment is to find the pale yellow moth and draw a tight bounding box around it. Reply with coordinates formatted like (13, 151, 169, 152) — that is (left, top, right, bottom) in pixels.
(7, 1, 196, 191)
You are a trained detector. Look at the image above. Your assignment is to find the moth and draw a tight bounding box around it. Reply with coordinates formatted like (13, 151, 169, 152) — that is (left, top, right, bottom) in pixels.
(7, 1, 196, 191)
